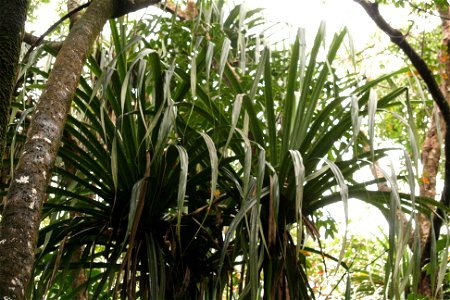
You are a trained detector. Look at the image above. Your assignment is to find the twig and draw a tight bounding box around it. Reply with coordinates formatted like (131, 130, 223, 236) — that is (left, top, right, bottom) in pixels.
(22, 2, 91, 63)
(23, 32, 63, 52)
(405, 0, 450, 21)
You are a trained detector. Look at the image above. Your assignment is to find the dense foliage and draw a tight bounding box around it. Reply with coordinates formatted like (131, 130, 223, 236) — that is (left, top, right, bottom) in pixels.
(1, 0, 449, 298)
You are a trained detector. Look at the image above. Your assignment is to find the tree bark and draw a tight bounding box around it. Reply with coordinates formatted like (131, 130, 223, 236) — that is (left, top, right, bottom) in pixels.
(0, 0, 29, 168)
(0, 0, 160, 298)
(68, 0, 83, 28)
(418, 106, 441, 297)
(66, 2, 88, 297)
(23, 32, 64, 52)
(416, 4, 450, 296)
(420, 110, 440, 201)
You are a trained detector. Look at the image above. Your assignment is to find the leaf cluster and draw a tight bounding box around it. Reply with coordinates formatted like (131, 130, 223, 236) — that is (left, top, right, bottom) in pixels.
(3, 0, 446, 298)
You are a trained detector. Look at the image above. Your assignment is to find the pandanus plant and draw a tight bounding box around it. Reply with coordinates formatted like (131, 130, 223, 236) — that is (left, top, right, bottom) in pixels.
(2, 1, 440, 299)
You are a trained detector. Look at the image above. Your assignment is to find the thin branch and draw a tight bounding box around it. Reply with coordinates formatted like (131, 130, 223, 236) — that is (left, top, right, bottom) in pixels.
(23, 32, 63, 52)
(355, 0, 450, 122)
(405, 0, 450, 21)
(22, 1, 91, 62)
(111, 0, 163, 18)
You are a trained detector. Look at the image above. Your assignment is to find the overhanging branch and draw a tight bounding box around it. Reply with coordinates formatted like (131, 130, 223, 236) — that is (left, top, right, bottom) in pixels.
(112, 0, 162, 18)
(355, 0, 450, 123)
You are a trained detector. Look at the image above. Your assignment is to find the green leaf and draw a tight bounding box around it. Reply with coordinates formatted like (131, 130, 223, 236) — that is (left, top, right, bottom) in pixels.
(289, 150, 305, 254)
(199, 132, 219, 204)
(174, 145, 189, 239)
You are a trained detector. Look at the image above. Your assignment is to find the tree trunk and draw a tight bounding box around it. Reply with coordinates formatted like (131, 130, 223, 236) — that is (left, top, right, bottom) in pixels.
(417, 4, 450, 296)
(418, 107, 441, 297)
(0, 0, 29, 168)
(66, 2, 88, 297)
(0, 0, 160, 298)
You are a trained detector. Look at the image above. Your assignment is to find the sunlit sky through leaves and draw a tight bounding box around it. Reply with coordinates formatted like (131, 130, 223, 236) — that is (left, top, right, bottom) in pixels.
(29, 1, 439, 52)
(246, 0, 379, 47)
(238, 0, 440, 236)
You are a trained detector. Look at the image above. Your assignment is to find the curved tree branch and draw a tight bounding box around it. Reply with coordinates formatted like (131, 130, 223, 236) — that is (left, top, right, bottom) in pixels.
(354, 0, 450, 293)
(22, 1, 90, 62)
(0, 0, 160, 298)
(112, 0, 162, 17)
(355, 0, 450, 121)
(23, 32, 64, 52)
